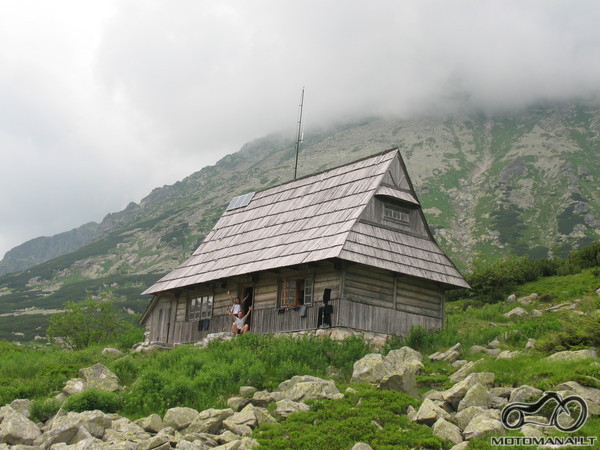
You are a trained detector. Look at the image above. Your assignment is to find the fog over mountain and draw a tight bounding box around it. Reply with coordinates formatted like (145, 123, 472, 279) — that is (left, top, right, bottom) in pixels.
(1, 1, 599, 258)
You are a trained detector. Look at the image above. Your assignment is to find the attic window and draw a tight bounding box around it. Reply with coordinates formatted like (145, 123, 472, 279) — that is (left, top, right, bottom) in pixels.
(280, 277, 313, 307)
(187, 295, 213, 321)
(383, 204, 409, 223)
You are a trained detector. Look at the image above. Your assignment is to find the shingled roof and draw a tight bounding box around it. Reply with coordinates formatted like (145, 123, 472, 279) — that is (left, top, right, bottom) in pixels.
(143, 148, 469, 295)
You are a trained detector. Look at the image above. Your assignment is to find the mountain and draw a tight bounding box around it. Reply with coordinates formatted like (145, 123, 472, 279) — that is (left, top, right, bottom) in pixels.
(0, 101, 598, 342)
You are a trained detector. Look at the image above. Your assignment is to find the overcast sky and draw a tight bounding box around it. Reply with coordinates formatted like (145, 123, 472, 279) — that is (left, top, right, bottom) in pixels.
(1, 1, 599, 258)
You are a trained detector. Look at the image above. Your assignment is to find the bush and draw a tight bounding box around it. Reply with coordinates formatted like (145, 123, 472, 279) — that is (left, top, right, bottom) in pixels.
(30, 398, 61, 423)
(46, 292, 138, 350)
(63, 389, 122, 413)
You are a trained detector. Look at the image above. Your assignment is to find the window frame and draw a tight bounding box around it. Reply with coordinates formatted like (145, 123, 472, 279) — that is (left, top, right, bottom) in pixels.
(383, 203, 410, 224)
(187, 295, 214, 321)
(279, 277, 314, 307)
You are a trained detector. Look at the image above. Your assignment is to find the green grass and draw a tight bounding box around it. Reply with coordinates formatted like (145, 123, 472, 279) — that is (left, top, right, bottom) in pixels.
(255, 385, 446, 450)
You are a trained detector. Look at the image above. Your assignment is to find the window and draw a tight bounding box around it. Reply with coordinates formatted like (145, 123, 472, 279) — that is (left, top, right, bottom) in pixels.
(383, 204, 409, 223)
(188, 295, 213, 321)
(280, 278, 313, 307)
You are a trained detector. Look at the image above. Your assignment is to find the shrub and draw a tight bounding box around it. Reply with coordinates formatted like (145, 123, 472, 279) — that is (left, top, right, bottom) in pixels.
(46, 292, 137, 350)
(30, 398, 61, 423)
(63, 389, 122, 413)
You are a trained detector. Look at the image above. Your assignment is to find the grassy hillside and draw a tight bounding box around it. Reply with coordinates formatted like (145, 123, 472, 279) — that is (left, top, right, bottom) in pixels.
(1, 263, 598, 448)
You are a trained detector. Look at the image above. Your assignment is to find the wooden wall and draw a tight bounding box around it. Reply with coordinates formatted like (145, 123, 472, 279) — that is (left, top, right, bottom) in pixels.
(144, 260, 444, 344)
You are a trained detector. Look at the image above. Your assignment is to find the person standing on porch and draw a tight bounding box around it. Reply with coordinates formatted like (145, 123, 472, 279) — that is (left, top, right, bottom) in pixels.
(227, 290, 249, 316)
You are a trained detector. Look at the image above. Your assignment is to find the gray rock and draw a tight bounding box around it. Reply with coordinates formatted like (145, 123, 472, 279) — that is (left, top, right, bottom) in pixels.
(103, 416, 151, 444)
(274, 399, 310, 418)
(0, 410, 41, 445)
(521, 424, 545, 438)
(406, 405, 417, 421)
(239, 386, 257, 397)
(101, 347, 123, 356)
(138, 435, 171, 450)
(524, 338, 536, 349)
(454, 406, 486, 430)
(531, 309, 543, 317)
(457, 383, 491, 412)
(509, 385, 543, 403)
(545, 348, 598, 362)
(442, 372, 495, 410)
(517, 293, 538, 305)
(450, 443, 469, 450)
(487, 339, 501, 349)
(463, 412, 504, 440)
(249, 390, 275, 407)
(212, 436, 259, 449)
(496, 350, 522, 360)
(9, 399, 32, 419)
(186, 408, 234, 435)
(503, 307, 528, 319)
(429, 343, 462, 363)
(41, 423, 80, 447)
(78, 364, 121, 392)
(163, 407, 200, 431)
(490, 395, 508, 409)
(432, 418, 463, 445)
(557, 381, 600, 415)
(277, 375, 344, 402)
(449, 360, 482, 383)
(351, 350, 420, 397)
(222, 404, 259, 436)
(136, 414, 164, 433)
(412, 398, 451, 426)
(227, 396, 251, 411)
(507, 294, 517, 303)
(386, 346, 424, 368)
(351, 443, 374, 450)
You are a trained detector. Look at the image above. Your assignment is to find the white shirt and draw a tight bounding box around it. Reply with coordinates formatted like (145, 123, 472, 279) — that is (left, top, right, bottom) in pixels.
(232, 303, 241, 315)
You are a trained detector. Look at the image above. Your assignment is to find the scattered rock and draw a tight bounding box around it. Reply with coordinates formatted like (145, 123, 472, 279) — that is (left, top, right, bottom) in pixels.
(249, 390, 274, 407)
(0, 406, 41, 445)
(531, 309, 543, 317)
(194, 332, 235, 348)
(503, 307, 528, 319)
(545, 348, 598, 362)
(429, 343, 462, 363)
(9, 399, 31, 419)
(509, 385, 543, 403)
(136, 414, 164, 433)
(274, 399, 310, 419)
(496, 350, 522, 360)
(507, 294, 517, 303)
(411, 398, 451, 426)
(351, 443, 374, 450)
(101, 347, 123, 356)
(524, 338, 536, 349)
(556, 381, 600, 415)
(454, 406, 486, 430)
(163, 407, 201, 431)
(457, 383, 491, 412)
(462, 412, 504, 440)
(351, 350, 420, 397)
(442, 373, 495, 410)
(517, 293, 538, 305)
(239, 386, 257, 397)
(186, 408, 234, 435)
(227, 396, 251, 411)
(487, 339, 501, 349)
(277, 375, 344, 402)
(432, 418, 463, 445)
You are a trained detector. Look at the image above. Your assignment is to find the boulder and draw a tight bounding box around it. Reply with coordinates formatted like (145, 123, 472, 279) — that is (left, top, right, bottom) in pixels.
(213, 436, 259, 449)
(239, 386, 257, 397)
(351, 443, 374, 450)
(411, 398, 451, 426)
(139, 434, 171, 450)
(432, 418, 463, 445)
(557, 381, 600, 415)
(222, 404, 259, 436)
(0, 408, 41, 445)
(101, 347, 123, 356)
(63, 378, 87, 396)
(524, 338, 536, 349)
(545, 348, 598, 362)
(8, 399, 31, 419)
(462, 412, 504, 440)
(186, 408, 234, 435)
(136, 414, 164, 433)
(496, 350, 522, 360)
(78, 364, 121, 392)
(517, 293, 538, 305)
(449, 360, 481, 383)
(227, 396, 251, 411)
(503, 307, 528, 319)
(531, 309, 543, 317)
(49, 410, 112, 439)
(429, 343, 462, 363)
(507, 294, 517, 303)
(274, 399, 310, 418)
(442, 373, 495, 410)
(163, 407, 200, 431)
(249, 390, 275, 407)
(351, 351, 420, 397)
(103, 417, 151, 444)
(509, 385, 543, 403)
(277, 375, 344, 402)
(454, 406, 486, 430)
(457, 383, 491, 412)
(487, 339, 501, 349)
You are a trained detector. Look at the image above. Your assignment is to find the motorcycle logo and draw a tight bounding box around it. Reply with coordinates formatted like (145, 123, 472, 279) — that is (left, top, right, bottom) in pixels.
(501, 391, 588, 432)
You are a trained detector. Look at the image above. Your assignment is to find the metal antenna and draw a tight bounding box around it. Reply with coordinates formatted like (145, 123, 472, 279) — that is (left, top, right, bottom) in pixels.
(293, 87, 305, 180)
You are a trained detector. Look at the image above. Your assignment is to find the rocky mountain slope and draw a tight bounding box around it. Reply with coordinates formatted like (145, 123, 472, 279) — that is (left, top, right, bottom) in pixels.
(0, 101, 598, 341)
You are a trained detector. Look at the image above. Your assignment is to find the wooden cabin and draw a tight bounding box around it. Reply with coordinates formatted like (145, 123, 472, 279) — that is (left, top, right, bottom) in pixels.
(141, 148, 469, 344)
